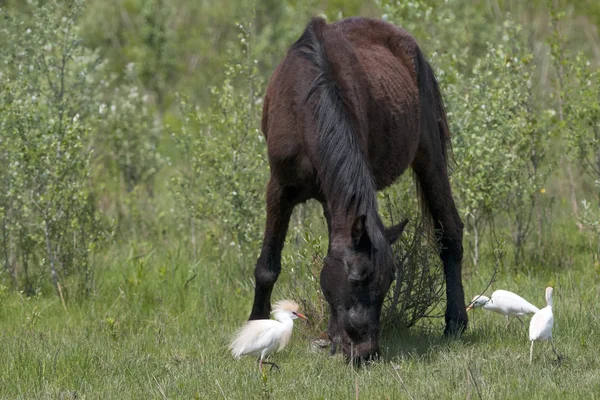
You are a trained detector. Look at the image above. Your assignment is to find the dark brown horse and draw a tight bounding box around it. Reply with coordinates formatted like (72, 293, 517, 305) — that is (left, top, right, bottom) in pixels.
(249, 16, 467, 362)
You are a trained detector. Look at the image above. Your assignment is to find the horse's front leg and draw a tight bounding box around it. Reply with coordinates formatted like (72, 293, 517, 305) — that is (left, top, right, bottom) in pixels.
(249, 177, 298, 320)
(320, 201, 333, 253)
(326, 306, 343, 355)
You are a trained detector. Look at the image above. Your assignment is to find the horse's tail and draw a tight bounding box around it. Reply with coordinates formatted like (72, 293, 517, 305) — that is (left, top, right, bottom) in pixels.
(413, 45, 451, 230)
(414, 45, 450, 167)
(294, 18, 386, 256)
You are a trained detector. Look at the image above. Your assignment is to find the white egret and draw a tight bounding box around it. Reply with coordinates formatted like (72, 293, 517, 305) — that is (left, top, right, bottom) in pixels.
(230, 300, 307, 371)
(529, 286, 561, 363)
(467, 289, 540, 328)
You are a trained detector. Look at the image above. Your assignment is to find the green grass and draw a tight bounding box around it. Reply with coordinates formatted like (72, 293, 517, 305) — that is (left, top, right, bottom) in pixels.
(1, 237, 599, 399)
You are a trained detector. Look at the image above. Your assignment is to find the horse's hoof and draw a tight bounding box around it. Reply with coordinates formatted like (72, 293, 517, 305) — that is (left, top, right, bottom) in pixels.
(329, 342, 337, 356)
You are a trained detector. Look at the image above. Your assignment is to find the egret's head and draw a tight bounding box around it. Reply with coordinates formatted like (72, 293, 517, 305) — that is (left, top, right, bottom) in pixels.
(466, 295, 490, 311)
(272, 300, 308, 320)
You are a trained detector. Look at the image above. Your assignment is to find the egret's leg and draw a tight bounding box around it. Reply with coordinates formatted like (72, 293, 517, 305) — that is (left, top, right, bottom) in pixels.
(258, 354, 279, 371)
(550, 338, 562, 361)
(529, 341, 534, 363)
(262, 361, 280, 371)
(516, 316, 526, 329)
(505, 315, 510, 329)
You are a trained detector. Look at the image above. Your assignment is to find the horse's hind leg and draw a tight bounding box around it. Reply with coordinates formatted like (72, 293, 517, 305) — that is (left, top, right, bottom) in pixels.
(249, 177, 298, 320)
(412, 152, 468, 336)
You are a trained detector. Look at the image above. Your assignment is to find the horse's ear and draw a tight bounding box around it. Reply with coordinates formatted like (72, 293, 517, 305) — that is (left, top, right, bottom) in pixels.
(385, 218, 408, 244)
(351, 215, 370, 249)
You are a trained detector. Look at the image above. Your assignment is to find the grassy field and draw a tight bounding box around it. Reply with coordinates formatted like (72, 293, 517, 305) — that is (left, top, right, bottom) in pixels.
(2, 0, 600, 399)
(1, 233, 599, 400)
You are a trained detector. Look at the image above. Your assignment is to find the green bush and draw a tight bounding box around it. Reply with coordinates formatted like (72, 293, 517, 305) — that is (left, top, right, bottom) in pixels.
(0, 1, 109, 296)
(449, 23, 557, 266)
(562, 44, 600, 252)
(99, 79, 163, 195)
(171, 23, 268, 268)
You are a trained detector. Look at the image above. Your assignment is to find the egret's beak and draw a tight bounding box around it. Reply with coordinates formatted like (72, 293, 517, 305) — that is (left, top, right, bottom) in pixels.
(296, 312, 308, 320)
(466, 304, 474, 312)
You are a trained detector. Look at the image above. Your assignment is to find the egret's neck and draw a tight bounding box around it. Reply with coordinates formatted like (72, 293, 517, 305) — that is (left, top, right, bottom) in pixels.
(273, 311, 294, 326)
(546, 292, 553, 308)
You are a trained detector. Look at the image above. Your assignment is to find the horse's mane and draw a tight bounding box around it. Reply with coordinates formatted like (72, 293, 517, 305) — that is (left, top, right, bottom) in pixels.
(292, 18, 393, 280)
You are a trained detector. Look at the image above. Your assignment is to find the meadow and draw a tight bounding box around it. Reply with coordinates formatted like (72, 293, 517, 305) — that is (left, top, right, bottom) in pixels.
(1, 0, 600, 398)
(0, 223, 598, 399)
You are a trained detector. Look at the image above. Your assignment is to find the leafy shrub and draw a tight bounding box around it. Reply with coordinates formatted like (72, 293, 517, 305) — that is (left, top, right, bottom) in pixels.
(563, 50, 600, 250)
(99, 78, 163, 195)
(0, 1, 108, 296)
(450, 24, 557, 266)
(171, 23, 268, 268)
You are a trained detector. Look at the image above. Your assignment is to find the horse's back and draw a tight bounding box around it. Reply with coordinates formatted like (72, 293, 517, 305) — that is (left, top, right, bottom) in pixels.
(263, 17, 423, 191)
(332, 18, 422, 187)
(342, 19, 420, 119)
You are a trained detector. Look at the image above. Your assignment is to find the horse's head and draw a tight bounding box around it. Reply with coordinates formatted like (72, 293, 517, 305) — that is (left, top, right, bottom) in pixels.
(320, 214, 408, 363)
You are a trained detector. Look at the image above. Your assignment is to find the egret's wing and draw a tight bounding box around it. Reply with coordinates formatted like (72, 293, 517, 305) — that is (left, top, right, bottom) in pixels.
(492, 290, 540, 314)
(278, 326, 293, 352)
(529, 307, 554, 341)
(229, 320, 282, 358)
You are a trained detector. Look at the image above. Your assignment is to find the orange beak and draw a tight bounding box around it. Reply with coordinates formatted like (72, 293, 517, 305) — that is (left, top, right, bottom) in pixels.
(295, 312, 308, 320)
(466, 304, 474, 312)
